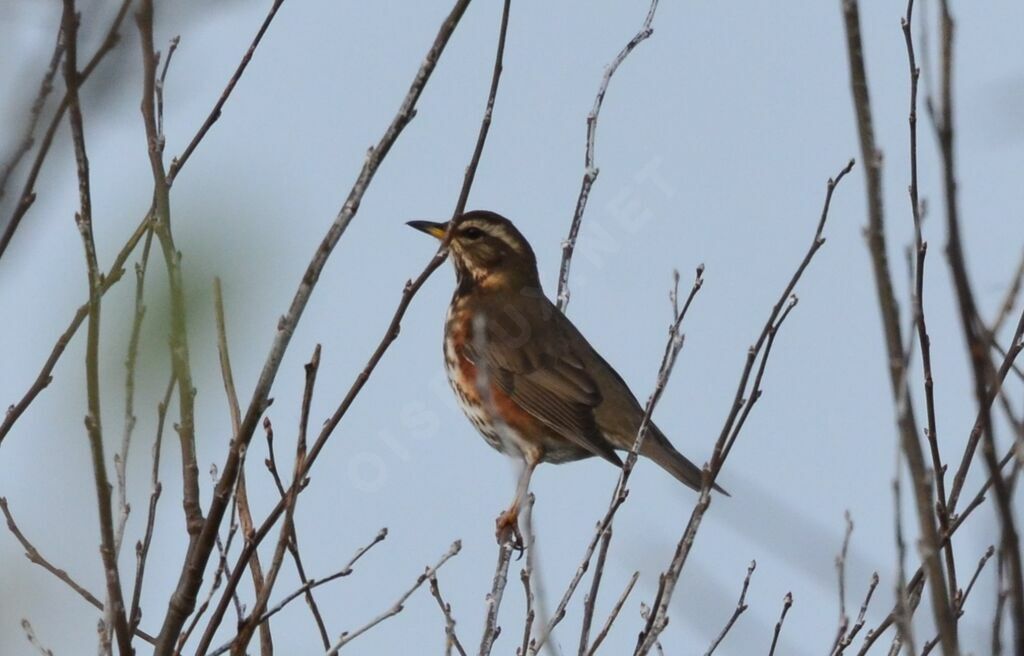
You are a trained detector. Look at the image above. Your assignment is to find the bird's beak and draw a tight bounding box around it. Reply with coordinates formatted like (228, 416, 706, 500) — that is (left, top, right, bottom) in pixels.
(406, 220, 448, 240)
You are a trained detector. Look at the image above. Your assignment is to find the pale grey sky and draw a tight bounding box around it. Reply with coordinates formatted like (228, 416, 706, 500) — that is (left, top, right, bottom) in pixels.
(1, 1, 1022, 654)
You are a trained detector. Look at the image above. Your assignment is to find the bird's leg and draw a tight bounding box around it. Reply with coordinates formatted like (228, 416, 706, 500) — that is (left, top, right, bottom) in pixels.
(496, 456, 538, 554)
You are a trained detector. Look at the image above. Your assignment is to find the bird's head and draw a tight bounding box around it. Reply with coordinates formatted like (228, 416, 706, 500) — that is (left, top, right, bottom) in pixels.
(407, 210, 540, 291)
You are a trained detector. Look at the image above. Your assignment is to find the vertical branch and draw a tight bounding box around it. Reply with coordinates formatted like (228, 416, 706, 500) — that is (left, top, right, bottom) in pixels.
(556, 0, 660, 312)
(60, 2, 132, 653)
(902, 0, 958, 595)
(518, 567, 536, 656)
(128, 375, 175, 635)
(135, 0, 204, 539)
(114, 227, 156, 557)
(831, 512, 854, 653)
(768, 593, 793, 656)
(430, 574, 468, 656)
(577, 525, 614, 655)
(929, 1, 1024, 649)
(479, 540, 515, 655)
(839, 2, 959, 652)
(212, 279, 273, 656)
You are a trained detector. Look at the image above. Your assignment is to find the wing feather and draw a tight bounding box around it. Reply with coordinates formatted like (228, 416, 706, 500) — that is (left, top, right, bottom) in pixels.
(464, 305, 621, 465)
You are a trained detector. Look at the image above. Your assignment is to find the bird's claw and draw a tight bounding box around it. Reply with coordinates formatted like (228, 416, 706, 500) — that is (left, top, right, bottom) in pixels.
(495, 509, 526, 558)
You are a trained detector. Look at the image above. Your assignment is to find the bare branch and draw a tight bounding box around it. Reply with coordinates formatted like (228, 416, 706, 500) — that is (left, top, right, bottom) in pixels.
(128, 374, 175, 635)
(768, 592, 793, 656)
(212, 278, 273, 656)
(21, 619, 55, 656)
(136, 0, 205, 545)
(1, 498, 155, 645)
(206, 528, 388, 656)
(831, 511, 855, 653)
(258, 345, 330, 649)
(480, 539, 515, 655)
(902, 0, 958, 598)
(114, 228, 156, 558)
(60, 3, 132, 652)
(430, 573, 469, 656)
(704, 561, 755, 656)
(556, 0, 660, 311)
(585, 571, 639, 656)
(577, 525, 615, 655)
(167, 1, 284, 184)
(921, 545, 997, 655)
(0, 29, 63, 202)
(326, 541, 462, 655)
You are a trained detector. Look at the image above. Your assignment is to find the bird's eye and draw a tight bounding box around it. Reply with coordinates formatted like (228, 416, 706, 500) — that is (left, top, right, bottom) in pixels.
(462, 227, 484, 240)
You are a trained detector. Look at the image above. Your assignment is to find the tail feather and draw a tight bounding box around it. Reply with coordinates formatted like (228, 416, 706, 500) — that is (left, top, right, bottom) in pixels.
(640, 427, 730, 496)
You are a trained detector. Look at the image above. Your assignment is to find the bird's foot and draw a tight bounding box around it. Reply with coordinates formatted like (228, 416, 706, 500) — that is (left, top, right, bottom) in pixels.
(495, 509, 525, 558)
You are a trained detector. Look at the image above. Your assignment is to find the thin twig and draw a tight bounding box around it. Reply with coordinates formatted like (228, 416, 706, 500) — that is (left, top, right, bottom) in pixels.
(325, 541, 462, 655)
(21, 619, 55, 656)
(259, 345, 331, 649)
(578, 525, 615, 655)
(556, 0, 660, 311)
(0, 498, 156, 645)
(128, 374, 175, 635)
(517, 566, 536, 656)
(768, 592, 793, 656)
(167, 0, 285, 184)
(704, 561, 755, 655)
(585, 571, 639, 656)
(836, 573, 879, 654)
(61, 3, 131, 652)
(114, 227, 156, 558)
(206, 528, 388, 656)
(212, 278, 273, 656)
(0, 28, 63, 202)
(430, 573, 469, 656)
(831, 511, 855, 654)
(902, 0, 958, 598)
(991, 251, 1024, 338)
(136, 0, 204, 544)
(921, 545, 997, 655)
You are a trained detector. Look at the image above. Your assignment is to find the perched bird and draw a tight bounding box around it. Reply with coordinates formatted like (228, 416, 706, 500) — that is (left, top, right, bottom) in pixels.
(408, 211, 724, 539)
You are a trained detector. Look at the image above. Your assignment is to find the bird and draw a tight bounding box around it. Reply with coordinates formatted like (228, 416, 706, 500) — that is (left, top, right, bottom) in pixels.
(408, 210, 725, 543)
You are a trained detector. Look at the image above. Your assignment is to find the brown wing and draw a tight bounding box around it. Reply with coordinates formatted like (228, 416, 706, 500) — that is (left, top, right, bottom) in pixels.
(463, 302, 622, 466)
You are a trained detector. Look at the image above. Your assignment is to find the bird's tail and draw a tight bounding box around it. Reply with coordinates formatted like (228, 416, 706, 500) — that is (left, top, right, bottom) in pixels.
(640, 426, 730, 496)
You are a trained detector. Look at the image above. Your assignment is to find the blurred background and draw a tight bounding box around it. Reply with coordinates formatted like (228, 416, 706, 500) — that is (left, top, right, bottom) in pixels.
(1, 0, 1023, 653)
